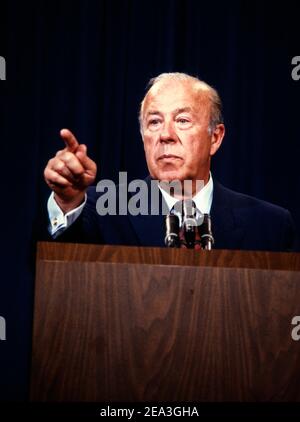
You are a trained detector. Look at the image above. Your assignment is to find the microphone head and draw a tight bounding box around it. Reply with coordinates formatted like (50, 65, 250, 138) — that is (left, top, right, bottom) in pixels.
(201, 213, 212, 234)
(181, 200, 196, 248)
(183, 199, 196, 218)
(198, 213, 214, 249)
(181, 199, 204, 226)
(164, 214, 180, 247)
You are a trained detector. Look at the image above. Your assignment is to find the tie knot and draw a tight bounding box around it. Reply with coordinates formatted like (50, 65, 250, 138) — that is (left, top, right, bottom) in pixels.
(172, 199, 196, 217)
(171, 199, 204, 227)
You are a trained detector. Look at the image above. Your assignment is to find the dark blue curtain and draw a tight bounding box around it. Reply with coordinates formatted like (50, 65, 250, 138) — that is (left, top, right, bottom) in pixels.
(0, 0, 299, 400)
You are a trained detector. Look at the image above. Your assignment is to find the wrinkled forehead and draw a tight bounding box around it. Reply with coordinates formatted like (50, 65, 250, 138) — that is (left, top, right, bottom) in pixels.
(142, 80, 211, 116)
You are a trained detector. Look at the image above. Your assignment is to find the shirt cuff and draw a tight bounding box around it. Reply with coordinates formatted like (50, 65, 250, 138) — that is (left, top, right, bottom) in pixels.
(47, 192, 87, 237)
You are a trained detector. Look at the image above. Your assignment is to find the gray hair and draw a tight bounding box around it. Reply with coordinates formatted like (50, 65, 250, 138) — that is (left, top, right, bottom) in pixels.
(139, 72, 224, 134)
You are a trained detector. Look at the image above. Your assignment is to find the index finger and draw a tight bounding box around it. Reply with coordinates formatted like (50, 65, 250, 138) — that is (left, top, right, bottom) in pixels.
(60, 128, 79, 152)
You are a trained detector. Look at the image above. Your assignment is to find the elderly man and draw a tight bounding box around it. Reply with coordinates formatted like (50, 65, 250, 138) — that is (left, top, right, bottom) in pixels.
(44, 72, 297, 251)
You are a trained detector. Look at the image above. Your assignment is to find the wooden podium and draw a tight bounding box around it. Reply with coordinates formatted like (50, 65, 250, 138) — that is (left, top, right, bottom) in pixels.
(30, 242, 300, 401)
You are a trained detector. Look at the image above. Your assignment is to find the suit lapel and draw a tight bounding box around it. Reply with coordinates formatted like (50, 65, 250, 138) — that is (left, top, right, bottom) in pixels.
(210, 181, 245, 249)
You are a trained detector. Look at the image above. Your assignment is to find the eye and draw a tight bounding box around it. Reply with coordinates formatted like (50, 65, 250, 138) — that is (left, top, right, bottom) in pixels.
(176, 116, 192, 127)
(148, 118, 161, 128)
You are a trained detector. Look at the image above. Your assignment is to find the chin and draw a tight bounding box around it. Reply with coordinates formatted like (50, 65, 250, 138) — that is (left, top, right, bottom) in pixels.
(153, 170, 185, 182)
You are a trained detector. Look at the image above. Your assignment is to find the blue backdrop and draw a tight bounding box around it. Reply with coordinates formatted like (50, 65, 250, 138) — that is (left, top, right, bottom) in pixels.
(0, 0, 299, 400)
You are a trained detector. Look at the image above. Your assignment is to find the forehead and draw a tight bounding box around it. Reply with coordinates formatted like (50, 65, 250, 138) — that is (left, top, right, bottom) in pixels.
(143, 80, 209, 114)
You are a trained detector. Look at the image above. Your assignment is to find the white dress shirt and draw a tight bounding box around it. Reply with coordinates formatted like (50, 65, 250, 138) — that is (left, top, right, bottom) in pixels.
(48, 192, 87, 238)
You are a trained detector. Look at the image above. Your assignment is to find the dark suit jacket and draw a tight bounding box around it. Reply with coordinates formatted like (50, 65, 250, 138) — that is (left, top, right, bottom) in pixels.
(47, 177, 297, 252)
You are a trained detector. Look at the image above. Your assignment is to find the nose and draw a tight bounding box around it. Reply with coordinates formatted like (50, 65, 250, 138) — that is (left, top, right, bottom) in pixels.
(159, 120, 177, 143)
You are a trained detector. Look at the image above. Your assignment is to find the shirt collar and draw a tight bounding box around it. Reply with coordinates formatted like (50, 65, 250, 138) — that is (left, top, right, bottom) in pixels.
(158, 172, 214, 214)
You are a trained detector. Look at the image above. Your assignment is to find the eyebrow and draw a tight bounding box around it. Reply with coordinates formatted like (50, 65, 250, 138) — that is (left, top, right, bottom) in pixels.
(145, 107, 193, 118)
(173, 107, 193, 115)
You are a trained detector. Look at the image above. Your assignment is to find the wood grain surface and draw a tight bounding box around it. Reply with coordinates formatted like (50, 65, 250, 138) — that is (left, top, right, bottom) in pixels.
(31, 242, 300, 401)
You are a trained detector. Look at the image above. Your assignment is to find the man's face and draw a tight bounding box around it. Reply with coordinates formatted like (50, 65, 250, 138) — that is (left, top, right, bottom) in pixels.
(141, 81, 223, 185)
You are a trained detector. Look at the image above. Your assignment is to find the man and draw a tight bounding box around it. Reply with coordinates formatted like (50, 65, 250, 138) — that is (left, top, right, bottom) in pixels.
(44, 72, 297, 251)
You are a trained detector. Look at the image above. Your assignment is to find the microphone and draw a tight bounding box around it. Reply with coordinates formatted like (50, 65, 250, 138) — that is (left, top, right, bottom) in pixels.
(198, 214, 214, 250)
(182, 199, 197, 249)
(164, 214, 180, 248)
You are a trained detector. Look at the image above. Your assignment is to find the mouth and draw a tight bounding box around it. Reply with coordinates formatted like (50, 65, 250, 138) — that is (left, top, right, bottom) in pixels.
(157, 154, 182, 161)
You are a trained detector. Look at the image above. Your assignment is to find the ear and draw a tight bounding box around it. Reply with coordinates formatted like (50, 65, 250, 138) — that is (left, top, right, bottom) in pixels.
(210, 124, 225, 156)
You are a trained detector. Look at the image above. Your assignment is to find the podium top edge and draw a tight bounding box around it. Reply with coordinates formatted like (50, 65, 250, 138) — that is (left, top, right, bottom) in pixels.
(36, 242, 300, 271)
